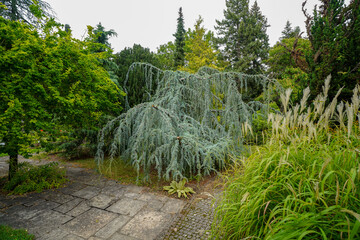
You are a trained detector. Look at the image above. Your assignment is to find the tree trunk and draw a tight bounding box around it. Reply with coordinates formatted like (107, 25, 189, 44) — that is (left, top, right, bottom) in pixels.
(8, 152, 18, 181)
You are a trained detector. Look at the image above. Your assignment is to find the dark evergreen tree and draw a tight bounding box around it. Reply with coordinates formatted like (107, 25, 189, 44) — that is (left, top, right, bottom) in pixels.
(113, 44, 161, 108)
(247, 1, 270, 74)
(1, 0, 54, 26)
(302, 0, 360, 100)
(281, 20, 301, 39)
(89, 22, 118, 52)
(215, 0, 269, 73)
(64, 23, 71, 33)
(173, 7, 186, 68)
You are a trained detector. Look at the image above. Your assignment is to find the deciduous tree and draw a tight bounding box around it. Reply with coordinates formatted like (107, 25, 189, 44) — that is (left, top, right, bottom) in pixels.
(0, 18, 123, 179)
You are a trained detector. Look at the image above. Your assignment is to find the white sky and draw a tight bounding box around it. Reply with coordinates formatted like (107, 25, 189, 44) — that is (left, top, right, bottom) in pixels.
(46, 0, 326, 53)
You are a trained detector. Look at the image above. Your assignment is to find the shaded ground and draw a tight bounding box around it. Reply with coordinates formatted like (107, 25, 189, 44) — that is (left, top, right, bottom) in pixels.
(0, 155, 222, 240)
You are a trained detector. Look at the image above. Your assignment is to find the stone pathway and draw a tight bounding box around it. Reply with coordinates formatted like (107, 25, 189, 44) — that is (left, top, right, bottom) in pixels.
(0, 157, 187, 240)
(160, 196, 215, 240)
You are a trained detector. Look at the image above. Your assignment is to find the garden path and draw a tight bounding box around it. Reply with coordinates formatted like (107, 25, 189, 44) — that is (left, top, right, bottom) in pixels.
(0, 156, 188, 240)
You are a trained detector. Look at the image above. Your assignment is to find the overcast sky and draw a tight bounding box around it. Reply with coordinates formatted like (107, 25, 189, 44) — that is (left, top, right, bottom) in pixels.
(46, 0, 325, 53)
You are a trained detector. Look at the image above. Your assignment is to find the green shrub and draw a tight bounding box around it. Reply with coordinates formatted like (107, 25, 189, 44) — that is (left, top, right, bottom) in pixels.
(4, 162, 67, 195)
(0, 225, 34, 240)
(213, 80, 360, 239)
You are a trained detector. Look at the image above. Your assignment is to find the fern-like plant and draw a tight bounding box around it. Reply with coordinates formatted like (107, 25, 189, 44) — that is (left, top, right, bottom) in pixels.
(163, 179, 195, 198)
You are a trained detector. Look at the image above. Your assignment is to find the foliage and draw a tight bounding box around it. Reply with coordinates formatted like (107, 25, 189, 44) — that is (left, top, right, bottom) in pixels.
(266, 37, 311, 99)
(173, 7, 186, 68)
(114, 44, 161, 108)
(179, 16, 226, 73)
(215, 0, 269, 73)
(0, 225, 35, 240)
(0, 0, 54, 26)
(280, 20, 301, 40)
(163, 179, 195, 198)
(213, 79, 360, 239)
(0, 17, 124, 178)
(97, 63, 279, 182)
(3, 162, 67, 195)
(302, 0, 360, 100)
(156, 41, 176, 70)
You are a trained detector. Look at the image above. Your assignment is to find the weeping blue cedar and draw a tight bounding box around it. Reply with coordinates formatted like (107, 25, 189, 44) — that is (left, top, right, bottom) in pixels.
(96, 63, 281, 181)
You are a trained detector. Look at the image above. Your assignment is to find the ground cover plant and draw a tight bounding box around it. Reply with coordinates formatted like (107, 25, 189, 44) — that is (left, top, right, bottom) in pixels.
(2, 162, 67, 195)
(0, 225, 34, 240)
(213, 78, 360, 239)
(96, 63, 282, 182)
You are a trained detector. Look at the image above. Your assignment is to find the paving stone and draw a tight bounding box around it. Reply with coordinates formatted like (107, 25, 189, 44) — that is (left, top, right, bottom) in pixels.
(23, 198, 46, 207)
(108, 233, 138, 240)
(0, 196, 30, 208)
(5, 201, 60, 220)
(66, 201, 91, 217)
(54, 197, 83, 214)
(121, 210, 172, 240)
(95, 215, 131, 239)
(41, 190, 75, 204)
(85, 177, 108, 188)
(138, 193, 161, 202)
(30, 210, 73, 225)
(88, 194, 115, 209)
(160, 197, 216, 240)
(107, 197, 146, 216)
(124, 185, 144, 194)
(63, 234, 85, 240)
(58, 182, 87, 195)
(37, 228, 70, 240)
(72, 186, 100, 199)
(145, 199, 165, 211)
(124, 192, 141, 199)
(101, 185, 126, 198)
(63, 208, 117, 239)
(88, 237, 104, 240)
(161, 198, 186, 214)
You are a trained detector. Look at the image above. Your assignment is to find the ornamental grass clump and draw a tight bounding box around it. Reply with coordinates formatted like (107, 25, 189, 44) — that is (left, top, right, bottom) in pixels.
(96, 63, 280, 181)
(213, 78, 360, 239)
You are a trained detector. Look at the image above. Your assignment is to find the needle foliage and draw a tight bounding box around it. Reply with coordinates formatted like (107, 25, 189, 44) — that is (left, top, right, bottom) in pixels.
(96, 63, 279, 181)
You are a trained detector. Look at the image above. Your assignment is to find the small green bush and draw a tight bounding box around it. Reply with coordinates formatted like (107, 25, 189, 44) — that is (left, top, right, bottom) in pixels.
(0, 225, 35, 240)
(4, 162, 67, 195)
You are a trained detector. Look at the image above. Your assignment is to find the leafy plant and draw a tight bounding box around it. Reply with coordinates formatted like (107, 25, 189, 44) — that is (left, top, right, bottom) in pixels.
(163, 179, 195, 198)
(3, 162, 68, 195)
(0, 225, 34, 240)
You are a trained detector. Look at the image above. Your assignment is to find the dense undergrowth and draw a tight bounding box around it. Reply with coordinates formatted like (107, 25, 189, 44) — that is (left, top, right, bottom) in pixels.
(2, 162, 67, 195)
(213, 79, 360, 239)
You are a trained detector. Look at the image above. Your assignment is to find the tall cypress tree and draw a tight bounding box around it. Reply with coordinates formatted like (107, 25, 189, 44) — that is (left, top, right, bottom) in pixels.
(174, 7, 186, 68)
(215, 0, 269, 73)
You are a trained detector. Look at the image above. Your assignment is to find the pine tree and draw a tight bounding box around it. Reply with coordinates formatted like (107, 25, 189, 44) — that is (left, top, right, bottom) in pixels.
(215, 0, 269, 73)
(247, 1, 270, 74)
(173, 7, 186, 68)
(281, 20, 301, 39)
